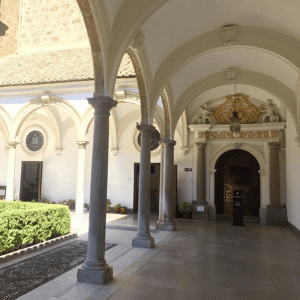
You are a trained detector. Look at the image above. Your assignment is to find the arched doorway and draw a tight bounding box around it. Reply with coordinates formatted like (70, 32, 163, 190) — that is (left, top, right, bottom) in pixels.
(215, 149, 260, 218)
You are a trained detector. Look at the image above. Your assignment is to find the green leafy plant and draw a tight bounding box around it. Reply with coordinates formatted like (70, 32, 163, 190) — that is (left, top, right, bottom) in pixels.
(114, 204, 121, 208)
(107, 199, 111, 207)
(178, 202, 192, 213)
(0, 202, 71, 255)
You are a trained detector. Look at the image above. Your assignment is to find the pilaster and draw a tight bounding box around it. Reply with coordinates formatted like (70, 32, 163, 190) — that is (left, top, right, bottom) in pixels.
(266, 142, 287, 225)
(75, 141, 89, 214)
(5, 141, 19, 201)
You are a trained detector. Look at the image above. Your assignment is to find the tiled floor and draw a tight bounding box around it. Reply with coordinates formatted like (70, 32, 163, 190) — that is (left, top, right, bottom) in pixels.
(4, 215, 300, 300)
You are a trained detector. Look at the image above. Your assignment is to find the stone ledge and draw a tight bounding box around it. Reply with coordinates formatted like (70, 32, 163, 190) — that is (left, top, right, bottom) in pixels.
(0, 233, 78, 263)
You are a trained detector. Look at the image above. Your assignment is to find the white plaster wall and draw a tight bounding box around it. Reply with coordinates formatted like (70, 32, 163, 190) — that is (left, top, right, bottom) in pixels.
(0, 130, 8, 186)
(286, 111, 300, 229)
(84, 118, 194, 209)
(14, 120, 78, 202)
(174, 131, 194, 205)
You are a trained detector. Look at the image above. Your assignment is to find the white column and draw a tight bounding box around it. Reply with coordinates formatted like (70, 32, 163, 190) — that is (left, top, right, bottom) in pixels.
(132, 124, 155, 248)
(77, 96, 117, 285)
(156, 139, 176, 231)
(158, 143, 165, 223)
(75, 141, 89, 214)
(6, 141, 19, 201)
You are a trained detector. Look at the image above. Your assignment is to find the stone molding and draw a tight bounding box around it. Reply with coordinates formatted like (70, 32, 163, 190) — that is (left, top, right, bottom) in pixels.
(7, 141, 19, 149)
(76, 141, 89, 149)
(88, 96, 117, 114)
(222, 25, 237, 46)
(30, 95, 63, 106)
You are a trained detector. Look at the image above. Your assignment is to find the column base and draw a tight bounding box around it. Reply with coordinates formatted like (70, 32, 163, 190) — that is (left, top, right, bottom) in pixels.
(208, 205, 216, 221)
(77, 265, 113, 285)
(266, 205, 287, 226)
(259, 207, 267, 224)
(192, 202, 209, 220)
(132, 235, 155, 248)
(155, 221, 176, 231)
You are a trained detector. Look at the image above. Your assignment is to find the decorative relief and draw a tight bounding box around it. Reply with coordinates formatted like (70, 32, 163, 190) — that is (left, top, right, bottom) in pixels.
(260, 99, 279, 122)
(211, 94, 262, 124)
(198, 130, 278, 139)
(26, 131, 44, 151)
(222, 25, 237, 46)
(30, 95, 63, 106)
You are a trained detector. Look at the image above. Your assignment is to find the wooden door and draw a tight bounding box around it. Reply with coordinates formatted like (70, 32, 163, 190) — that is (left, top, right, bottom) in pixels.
(20, 161, 43, 202)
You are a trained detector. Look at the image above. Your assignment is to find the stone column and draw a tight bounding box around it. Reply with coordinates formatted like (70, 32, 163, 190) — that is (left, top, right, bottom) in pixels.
(259, 170, 267, 224)
(75, 141, 89, 214)
(196, 142, 207, 205)
(156, 139, 176, 231)
(269, 142, 280, 206)
(5, 141, 19, 201)
(267, 142, 287, 225)
(193, 142, 209, 219)
(208, 169, 216, 220)
(157, 142, 165, 223)
(77, 96, 117, 285)
(132, 124, 155, 248)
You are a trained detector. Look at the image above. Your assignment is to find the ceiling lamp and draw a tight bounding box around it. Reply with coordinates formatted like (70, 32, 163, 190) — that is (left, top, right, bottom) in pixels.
(229, 84, 241, 134)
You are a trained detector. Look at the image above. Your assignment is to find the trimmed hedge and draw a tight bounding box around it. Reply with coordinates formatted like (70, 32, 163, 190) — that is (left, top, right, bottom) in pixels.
(0, 202, 71, 255)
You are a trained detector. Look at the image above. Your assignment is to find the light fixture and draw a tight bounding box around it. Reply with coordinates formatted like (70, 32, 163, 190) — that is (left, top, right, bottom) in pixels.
(229, 84, 241, 134)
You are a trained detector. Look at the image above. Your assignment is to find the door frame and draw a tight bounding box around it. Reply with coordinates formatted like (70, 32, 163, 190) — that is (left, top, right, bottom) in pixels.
(20, 161, 43, 202)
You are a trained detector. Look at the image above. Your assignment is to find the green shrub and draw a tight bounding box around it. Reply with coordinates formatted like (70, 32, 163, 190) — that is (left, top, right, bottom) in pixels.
(0, 202, 71, 255)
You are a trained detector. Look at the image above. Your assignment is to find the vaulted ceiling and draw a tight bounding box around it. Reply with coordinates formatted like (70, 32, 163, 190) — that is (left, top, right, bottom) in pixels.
(86, 0, 300, 135)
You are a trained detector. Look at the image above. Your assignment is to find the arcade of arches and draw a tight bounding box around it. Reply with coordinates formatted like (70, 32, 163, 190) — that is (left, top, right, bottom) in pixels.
(0, 0, 300, 285)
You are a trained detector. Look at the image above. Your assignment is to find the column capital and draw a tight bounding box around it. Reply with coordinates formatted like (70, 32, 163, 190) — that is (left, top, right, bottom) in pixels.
(7, 141, 19, 149)
(196, 142, 207, 149)
(136, 123, 155, 134)
(159, 139, 176, 148)
(268, 142, 280, 149)
(88, 96, 117, 113)
(76, 141, 89, 149)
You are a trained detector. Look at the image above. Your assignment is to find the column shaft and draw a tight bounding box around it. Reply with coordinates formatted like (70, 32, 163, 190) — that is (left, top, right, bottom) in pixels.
(75, 141, 89, 214)
(156, 139, 176, 231)
(132, 124, 155, 248)
(269, 142, 280, 206)
(6, 142, 19, 201)
(158, 144, 165, 222)
(77, 96, 117, 285)
(196, 143, 207, 205)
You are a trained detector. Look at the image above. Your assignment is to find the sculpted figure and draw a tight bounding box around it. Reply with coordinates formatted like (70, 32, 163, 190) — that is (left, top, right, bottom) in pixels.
(199, 104, 212, 124)
(261, 99, 277, 122)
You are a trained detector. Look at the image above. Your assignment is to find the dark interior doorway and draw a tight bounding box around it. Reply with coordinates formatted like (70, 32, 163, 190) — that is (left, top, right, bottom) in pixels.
(20, 161, 43, 202)
(215, 150, 260, 217)
(133, 163, 177, 215)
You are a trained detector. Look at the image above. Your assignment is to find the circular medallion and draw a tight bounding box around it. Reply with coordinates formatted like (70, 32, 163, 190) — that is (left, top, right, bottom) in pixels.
(138, 129, 161, 151)
(26, 131, 44, 151)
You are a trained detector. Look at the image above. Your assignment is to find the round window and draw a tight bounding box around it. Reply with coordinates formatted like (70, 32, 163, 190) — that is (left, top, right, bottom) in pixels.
(26, 131, 44, 151)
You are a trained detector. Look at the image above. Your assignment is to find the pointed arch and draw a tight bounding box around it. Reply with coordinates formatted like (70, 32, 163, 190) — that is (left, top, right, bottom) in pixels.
(11, 97, 82, 141)
(171, 70, 297, 135)
(126, 47, 149, 124)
